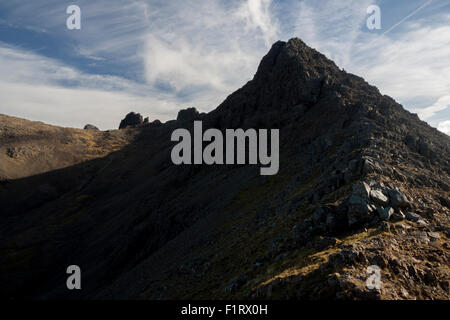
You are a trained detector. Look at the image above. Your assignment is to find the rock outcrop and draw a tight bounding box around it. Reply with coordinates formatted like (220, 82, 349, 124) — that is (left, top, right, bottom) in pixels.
(119, 112, 143, 129)
(177, 107, 201, 122)
(84, 124, 99, 130)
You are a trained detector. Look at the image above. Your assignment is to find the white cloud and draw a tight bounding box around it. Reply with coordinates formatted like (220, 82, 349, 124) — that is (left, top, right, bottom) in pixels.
(0, 44, 179, 129)
(352, 24, 450, 107)
(143, 36, 257, 99)
(415, 95, 450, 120)
(0, 44, 117, 89)
(235, 0, 279, 46)
(0, 81, 176, 129)
(142, 0, 279, 111)
(437, 120, 450, 135)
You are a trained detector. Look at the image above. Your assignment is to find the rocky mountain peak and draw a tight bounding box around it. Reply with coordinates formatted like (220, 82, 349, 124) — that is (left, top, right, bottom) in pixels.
(254, 38, 339, 82)
(211, 38, 373, 130)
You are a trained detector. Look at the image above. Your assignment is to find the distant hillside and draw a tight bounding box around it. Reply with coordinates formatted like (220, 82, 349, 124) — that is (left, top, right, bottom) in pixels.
(0, 114, 136, 180)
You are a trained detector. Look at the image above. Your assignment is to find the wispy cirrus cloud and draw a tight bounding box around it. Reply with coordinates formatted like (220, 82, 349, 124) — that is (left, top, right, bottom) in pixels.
(289, 0, 373, 67)
(0, 0, 448, 134)
(0, 43, 179, 129)
(352, 22, 450, 106)
(437, 120, 450, 135)
(235, 0, 279, 46)
(415, 95, 450, 121)
(142, 0, 279, 111)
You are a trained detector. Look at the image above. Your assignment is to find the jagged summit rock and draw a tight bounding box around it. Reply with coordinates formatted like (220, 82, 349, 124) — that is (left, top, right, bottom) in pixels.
(209, 37, 384, 132)
(254, 38, 339, 83)
(119, 112, 143, 129)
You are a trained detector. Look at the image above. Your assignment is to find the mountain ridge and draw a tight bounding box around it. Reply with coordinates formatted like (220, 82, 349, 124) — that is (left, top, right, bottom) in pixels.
(0, 38, 449, 300)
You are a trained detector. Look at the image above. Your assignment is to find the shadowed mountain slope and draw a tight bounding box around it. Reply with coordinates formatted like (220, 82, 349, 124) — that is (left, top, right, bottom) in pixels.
(0, 38, 449, 300)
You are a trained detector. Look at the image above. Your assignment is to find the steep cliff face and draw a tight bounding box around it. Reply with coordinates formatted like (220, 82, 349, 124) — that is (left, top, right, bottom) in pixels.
(0, 38, 449, 300)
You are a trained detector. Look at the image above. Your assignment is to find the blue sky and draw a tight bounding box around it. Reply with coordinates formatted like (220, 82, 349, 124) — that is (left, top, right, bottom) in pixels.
(0, 0, 449, 133)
